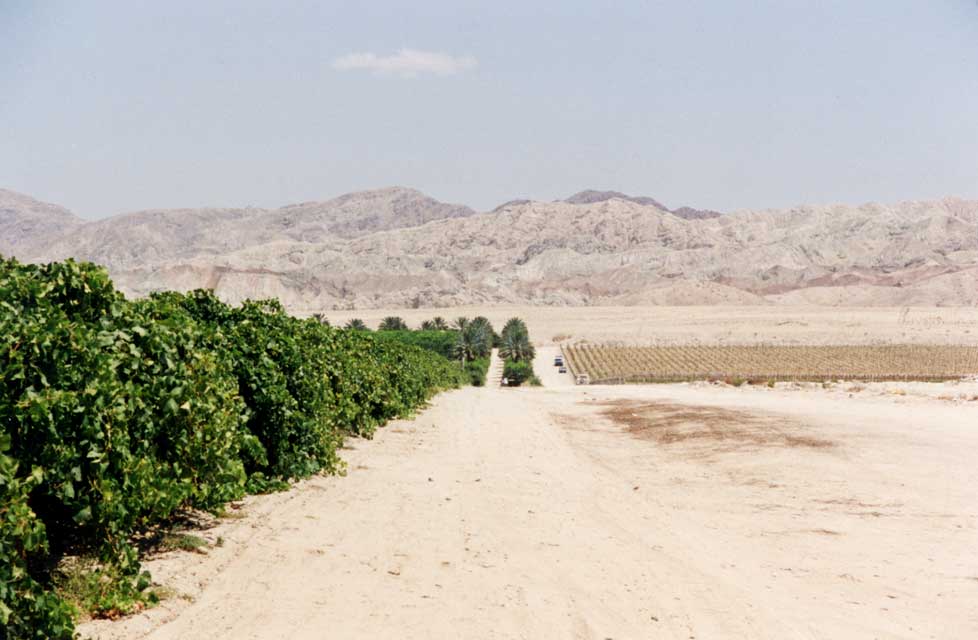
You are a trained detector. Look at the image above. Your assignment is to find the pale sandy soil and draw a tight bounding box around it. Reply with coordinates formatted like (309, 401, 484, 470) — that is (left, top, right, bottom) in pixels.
(81, 345, 978, 640)
(323, 305, 978, 346)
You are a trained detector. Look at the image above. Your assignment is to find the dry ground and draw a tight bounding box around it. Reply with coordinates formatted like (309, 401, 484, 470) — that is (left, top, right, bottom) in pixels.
(81, 343, 978, 640)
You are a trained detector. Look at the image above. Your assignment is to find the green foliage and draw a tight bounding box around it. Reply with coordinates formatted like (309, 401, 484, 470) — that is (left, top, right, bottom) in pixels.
(499, 317, 535, 362)
(0, 256, 464, 633)
(344, 318, 368, 331)
(0, 436, 77, 639)
(372, 330, 494, 388)
(174, 294, 344, 484)
(53, 559, 158, 622)
(501, 317, 527, 339)
(503, 359, 535, 386)
(374, 330, 458, 359)
(378, 316, 408, 331)
(2, 261, 245, 578)
(453, 317, 494, 364)
(469, 317, 500, 349)
(464, 358, 490, 386)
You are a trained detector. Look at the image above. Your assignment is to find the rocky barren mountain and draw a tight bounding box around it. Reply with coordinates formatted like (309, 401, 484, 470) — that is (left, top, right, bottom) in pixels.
(562, 190, 721, 220)
(3, 186, 977, 311)
(0, 189, 83, 256)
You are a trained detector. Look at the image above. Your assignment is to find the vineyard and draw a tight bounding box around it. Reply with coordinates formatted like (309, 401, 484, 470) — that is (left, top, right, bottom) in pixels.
(562, 344, 978, 384)
(0, 257, 467, 639)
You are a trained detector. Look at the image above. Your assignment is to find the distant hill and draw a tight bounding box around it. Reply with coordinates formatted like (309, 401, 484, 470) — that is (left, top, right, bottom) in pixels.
(269, 186, 477, 240)
(563, 190, 669, 211)
(562, 189, 722, 220)
(0, 189, 83, 257)
(15, 187, 476, 271)
(3, 186, 977, 311)
(670, 206, 722, 220)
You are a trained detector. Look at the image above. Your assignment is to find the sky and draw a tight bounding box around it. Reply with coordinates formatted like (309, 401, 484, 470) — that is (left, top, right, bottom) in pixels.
(2, 0, 977, 219)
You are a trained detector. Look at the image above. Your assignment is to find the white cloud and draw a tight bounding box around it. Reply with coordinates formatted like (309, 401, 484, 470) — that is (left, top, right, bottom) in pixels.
(332, 48, 477, 78)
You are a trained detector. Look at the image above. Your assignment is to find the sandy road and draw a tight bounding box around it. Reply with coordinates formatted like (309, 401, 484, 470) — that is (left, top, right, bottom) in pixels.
(83, 353, 978, 640)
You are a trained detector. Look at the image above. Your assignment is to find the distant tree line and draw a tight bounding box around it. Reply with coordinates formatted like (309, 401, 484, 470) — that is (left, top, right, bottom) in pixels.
(321, 313, 540, 387)
(337, 315, 495, 386)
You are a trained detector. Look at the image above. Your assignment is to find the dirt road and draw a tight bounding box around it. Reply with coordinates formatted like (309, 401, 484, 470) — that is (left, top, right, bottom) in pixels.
(82, 352, 978, 639)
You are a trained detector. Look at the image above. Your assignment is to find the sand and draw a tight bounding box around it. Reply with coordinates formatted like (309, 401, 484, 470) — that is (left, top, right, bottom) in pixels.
(80, 341, 978, 640)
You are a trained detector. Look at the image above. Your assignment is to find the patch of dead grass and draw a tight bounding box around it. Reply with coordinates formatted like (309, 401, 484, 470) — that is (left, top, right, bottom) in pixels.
(596, 400, 835, 453)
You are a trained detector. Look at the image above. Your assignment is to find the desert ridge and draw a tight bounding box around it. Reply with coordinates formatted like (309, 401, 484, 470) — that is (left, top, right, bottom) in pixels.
(3, 187, 977, 309)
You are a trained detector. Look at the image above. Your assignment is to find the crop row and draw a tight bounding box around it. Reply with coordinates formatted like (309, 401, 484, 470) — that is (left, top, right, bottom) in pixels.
(563, 344, 978, 383)
(0, 257, 467, 638)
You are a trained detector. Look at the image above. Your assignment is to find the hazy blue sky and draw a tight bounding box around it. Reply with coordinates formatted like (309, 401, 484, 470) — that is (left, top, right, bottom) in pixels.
(2, 1, 977, 218)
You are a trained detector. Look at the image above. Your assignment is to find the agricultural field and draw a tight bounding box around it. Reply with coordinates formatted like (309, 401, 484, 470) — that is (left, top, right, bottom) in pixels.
(562, 343, 978, 383)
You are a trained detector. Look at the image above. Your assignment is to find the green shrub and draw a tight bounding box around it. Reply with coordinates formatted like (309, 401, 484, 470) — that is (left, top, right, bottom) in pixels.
(503, 359, 535, 386)
(0, 257, 466, 632)
(464, 357, 490, 386)
(2, 268, 248, 576)
(374, 329, 458, 359)
(0, 436, 77, 639)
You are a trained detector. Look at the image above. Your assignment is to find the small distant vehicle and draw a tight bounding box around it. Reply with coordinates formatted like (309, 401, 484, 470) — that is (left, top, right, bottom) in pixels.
(554, 356, 564, 366)
(558, 366, 567, 373)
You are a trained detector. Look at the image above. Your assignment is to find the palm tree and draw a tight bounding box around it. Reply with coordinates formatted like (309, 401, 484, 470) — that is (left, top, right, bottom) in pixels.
(432, 316, 449, 330)
(345, 318, 368, 331)
(453, 329, 472, 366)
(453, 319, 493, 365)
(312, 313, 330, 325)
(499, 317, 534, 361)
(420, 319, 436, 331)
(468, 316, 496, 355)
(499, 329, 535, 362)
(378, 316, 408, 331)
(453, 316, 469, 331)
(501, 317, 528, 342)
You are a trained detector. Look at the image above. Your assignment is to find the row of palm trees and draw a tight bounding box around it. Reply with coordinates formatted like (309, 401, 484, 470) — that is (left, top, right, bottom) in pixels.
(421, 317, 450, 331)
(333, 314, 532, 366)
(355, 315, 480, 333)
(337, 315, 451, 331)
(328, 314, 538, 386)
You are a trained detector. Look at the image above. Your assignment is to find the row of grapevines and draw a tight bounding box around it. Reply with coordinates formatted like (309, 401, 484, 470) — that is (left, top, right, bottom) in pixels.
(0, 257, 466, 638)
(563, 343, 978, 383)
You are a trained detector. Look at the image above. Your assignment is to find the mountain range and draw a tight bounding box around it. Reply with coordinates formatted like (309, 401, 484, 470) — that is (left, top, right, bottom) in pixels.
(3, 186, 977, 311)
